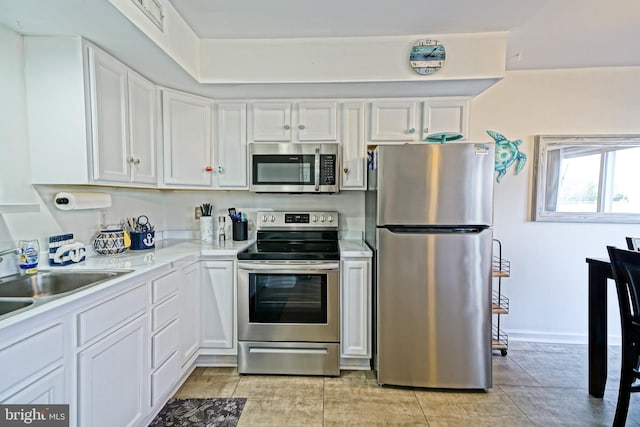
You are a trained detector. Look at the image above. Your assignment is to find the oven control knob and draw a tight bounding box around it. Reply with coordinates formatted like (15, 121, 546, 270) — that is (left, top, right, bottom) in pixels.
(320, 215, 326, 222)
(269, 215, 276, 222)
(261, 215, 268, 222)
(328, 215, 334, 222)
(312, 215, 318, 222)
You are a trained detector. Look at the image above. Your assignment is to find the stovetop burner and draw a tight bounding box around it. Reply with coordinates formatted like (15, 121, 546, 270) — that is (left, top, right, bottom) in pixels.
(237, 211, 339, 261)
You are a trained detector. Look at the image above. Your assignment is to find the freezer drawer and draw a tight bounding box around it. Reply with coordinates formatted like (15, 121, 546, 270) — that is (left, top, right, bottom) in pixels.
(376, 227, 492, 389)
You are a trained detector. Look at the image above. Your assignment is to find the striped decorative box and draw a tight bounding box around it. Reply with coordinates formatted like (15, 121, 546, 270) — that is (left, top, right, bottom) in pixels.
(48, 233, 86, 266)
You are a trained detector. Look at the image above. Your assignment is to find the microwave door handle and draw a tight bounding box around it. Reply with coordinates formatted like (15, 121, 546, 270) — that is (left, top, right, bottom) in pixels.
(314, 147, 320, 191)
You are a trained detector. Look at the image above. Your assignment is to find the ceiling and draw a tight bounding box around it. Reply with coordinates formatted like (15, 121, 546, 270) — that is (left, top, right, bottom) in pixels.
(0, 0, 639, 98)
(168, 0, 542, 39)
(167, 0, 640, 70)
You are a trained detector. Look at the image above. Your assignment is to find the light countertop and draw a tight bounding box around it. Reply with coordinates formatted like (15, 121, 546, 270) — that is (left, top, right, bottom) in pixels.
(339, 240, 373, 258)
(0, 237, 370, 329)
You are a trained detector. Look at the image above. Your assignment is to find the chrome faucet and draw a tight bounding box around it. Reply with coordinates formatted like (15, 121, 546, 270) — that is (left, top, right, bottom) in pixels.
(0, 248, 21, 263)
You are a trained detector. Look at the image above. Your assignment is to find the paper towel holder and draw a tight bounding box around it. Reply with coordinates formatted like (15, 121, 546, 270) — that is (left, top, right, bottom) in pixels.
(54, 192, 112, 210)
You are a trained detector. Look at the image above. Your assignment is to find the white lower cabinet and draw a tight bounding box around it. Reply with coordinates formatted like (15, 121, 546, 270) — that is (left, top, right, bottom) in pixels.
(78, 314, 150, 427)
(179, 261, 201, 366)
(200, 260, 236, 354)
(150, 268, 181, 407)
(4, 367, 66, 404)
(340, 258, 372, 368)
(0, 322, 67, 403)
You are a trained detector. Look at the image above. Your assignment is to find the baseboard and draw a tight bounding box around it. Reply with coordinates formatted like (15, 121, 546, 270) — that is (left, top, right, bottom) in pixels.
(195, 354, 238, 366)
(340, 358, 371, 370)
(506, 329, 622, 346)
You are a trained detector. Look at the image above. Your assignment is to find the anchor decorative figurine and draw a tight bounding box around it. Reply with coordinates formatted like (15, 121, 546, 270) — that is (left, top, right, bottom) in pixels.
(487, 130, 527, 183)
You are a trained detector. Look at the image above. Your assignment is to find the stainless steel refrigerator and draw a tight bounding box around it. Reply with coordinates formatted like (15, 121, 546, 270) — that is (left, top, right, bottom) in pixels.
(365, 143, 494, 390)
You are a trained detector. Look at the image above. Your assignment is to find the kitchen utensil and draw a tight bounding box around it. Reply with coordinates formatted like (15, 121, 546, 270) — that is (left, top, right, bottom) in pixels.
(200, 203, 213, 216)
(136, 215, 150, 232)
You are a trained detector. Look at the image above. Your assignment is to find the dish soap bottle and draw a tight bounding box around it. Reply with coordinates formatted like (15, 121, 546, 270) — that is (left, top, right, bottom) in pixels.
(18, 239, 39, 274)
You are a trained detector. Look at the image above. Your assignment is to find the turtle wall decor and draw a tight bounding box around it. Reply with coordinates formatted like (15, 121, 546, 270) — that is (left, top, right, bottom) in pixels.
(487, 130, 527, 183)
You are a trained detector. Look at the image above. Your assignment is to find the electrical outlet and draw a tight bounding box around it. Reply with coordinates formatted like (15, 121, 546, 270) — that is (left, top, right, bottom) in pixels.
(195, 206, 202, 220)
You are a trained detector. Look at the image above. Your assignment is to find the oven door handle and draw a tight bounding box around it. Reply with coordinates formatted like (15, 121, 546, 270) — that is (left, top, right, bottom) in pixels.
(314, 147, 320, 191)
(238, 262, 339, 271)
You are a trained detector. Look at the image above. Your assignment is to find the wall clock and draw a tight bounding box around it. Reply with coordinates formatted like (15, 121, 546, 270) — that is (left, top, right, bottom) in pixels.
(410, 39, 445, 75)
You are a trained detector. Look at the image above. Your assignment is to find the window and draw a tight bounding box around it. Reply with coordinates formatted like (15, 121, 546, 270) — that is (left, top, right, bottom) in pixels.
(533, 135, 640, 223)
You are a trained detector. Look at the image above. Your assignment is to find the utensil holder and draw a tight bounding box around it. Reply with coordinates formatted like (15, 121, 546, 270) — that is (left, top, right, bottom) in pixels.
(130, 231, 155, 250)
(200, 216, 214, 243)
(232, 221, 248, 241)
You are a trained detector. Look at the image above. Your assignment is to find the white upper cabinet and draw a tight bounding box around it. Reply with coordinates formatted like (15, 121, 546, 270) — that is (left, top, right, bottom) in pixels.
(88, 48, 129, 182)
(295, 102, 338, 141)
(368, 98, 470, 145)
(213, 103, 248, 189)
(340, 102, 367, 190)
(25, 38, 157, 186)
(126, 73, 158, 183)
(161, 89, 213, 187)
(422, 98, 470, 142)
(249, 103, 291, 142)
(249, 101, 337, 143)
(368, 100, 419, 143)
(88, 47, 157, 185)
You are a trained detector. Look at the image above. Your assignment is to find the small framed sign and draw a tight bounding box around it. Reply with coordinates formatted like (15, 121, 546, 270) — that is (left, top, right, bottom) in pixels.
(410, 39, 445, 75)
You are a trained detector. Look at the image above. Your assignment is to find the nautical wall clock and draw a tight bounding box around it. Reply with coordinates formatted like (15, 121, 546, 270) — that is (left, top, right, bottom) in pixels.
(410, 39, 445, 75)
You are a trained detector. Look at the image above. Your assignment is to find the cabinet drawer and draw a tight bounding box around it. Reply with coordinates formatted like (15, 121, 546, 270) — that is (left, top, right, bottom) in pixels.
(77, 283, 148, 346)
(152, 319, 180, 369)
(152, 269, 180, 303)
(151, 351, 179, 406)
(0, 324, 64, 395)
(152, 294, 179, 332)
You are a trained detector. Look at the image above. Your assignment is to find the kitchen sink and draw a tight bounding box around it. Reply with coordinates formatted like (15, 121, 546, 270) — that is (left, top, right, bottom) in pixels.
(0, 270, 131, 298)
(0, 299, 34, 317)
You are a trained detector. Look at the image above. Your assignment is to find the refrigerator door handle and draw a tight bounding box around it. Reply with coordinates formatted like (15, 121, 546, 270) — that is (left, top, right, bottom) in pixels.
(383, 225, 489, 234)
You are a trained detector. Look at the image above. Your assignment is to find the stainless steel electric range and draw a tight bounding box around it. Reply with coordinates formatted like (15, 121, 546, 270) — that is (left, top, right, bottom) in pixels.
(236, 211, 340, 376)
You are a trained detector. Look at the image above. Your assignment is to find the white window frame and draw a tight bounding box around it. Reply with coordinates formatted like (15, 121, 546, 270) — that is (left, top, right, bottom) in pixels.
(533, 134, 640, 223)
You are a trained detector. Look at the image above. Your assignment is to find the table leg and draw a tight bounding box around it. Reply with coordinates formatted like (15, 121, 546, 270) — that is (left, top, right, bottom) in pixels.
(588, 262, 609, 398)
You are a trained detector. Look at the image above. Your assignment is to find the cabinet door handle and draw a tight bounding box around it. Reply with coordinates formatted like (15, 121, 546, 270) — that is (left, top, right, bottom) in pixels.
(298, 124, 306, 130)
(205, 166, 213, 172)
(408, 128, 416, 134)
(133, 158, 140, 165)
(217, 165, 224, 174)
(343, 167, 350, 174)
(283, 124, 291, 130)
(127, 156, 134, 164)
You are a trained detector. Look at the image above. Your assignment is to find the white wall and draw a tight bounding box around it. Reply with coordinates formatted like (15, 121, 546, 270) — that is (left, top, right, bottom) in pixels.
(0, 25, 36, 275)
(163, 190, 364, 237)
(470, 67, 640, 343)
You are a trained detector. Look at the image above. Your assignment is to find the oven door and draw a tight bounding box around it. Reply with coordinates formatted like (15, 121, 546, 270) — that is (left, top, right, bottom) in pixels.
(237, 261, 340, 343)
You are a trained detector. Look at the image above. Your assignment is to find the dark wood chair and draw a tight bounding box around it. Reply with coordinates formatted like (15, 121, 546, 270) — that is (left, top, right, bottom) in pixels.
(607, 246, 640, 426)
(626, 237, 640, 251)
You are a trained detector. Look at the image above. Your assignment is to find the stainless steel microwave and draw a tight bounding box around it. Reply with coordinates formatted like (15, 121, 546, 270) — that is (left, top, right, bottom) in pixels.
(249, 143, 339, 193)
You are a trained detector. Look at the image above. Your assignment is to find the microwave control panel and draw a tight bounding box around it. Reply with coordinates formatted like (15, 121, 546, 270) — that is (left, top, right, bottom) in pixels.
(320, 155, 337, 185)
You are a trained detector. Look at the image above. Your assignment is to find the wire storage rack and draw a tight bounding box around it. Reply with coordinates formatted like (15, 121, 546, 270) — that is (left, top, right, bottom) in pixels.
(492, 239, 511, 356)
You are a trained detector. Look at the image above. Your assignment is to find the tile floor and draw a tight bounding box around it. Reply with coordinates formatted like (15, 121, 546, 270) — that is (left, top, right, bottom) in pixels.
(174, 342, 640, 426)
